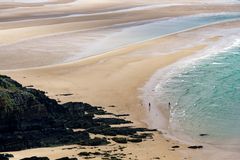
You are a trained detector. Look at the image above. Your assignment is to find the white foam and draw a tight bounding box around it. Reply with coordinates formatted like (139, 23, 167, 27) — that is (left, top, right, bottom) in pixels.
(141, 28, 240, 142)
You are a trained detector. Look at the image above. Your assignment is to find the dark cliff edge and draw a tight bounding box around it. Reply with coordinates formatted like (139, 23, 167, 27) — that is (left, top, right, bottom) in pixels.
(0, 75, 155, 153)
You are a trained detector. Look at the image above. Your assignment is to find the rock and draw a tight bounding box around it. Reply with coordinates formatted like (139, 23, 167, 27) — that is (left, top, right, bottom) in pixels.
(87, 126, 154, 136)
(199, 134, 208, 137)
(114, 114, 130, 117)
(78, 151, 125, 159)
(79, 152, 91, 156)
(4, 154, 13, 158)
(0, 76, 99, 151)
(25, 85, 34, 88)
(94, 118, 132, 125)
(57, 94, 73, 96)
(172, 145, 180, 148)
(0, 154, 14, 159)
(188, 146, 203, 149)
(0, 154, 9, 160)
(0, 153, 14, 160)
(110, 156, 120, 160)
(55, 157, 77, 160)
(80, 137, 109, 146)
(130, 133, 153, 139)
(127, 138, 142, 143)
(92, 152, 101, 155)
(78, 152, 102, 157)
(20, 156, 49, 160)
(108, 105, 116, 108)
(112, 137, 128, 144)
(0, 75, 155, 153)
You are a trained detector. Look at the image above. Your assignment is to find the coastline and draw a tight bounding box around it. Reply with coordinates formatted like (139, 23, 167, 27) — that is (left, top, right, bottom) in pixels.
(1, 0, 240, 71)
(142, 25, 240, 159)
(1, 20, 240, 159)
(143, 28, 240, 130)
(0, 1, 240, 159)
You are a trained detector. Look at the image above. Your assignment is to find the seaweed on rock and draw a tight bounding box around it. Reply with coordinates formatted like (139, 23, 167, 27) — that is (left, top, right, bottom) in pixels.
(0, 75, 156, 152)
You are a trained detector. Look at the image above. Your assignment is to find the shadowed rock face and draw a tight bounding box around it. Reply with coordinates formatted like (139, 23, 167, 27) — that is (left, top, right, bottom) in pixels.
(0, 75, 107, 151)
(0, 75, 154, 152)
(0, 75, 64, 132)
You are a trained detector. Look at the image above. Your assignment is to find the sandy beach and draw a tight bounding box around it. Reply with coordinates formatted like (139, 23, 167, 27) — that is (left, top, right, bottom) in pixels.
(0, 0, 240, 159)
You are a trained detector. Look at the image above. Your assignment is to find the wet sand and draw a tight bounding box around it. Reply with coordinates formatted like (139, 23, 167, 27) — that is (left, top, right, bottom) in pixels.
(0, 0, 240, 159)
(1, 21, 240, 159)
(0, 0, 239, 70)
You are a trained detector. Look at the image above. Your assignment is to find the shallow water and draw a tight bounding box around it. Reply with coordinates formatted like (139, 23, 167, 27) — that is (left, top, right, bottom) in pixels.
(0, 12, 239, 70)
(154, 40, 240, 149)
(70, 12, 240, 61)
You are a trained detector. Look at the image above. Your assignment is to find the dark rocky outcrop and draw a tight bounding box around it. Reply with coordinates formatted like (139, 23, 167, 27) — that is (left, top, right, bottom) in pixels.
(0, 154, 13, 159)
(127, 138, 142, 143)
(0, 157, 8, 160)
(78, 151, 124, 160)
(130, 133, 153, 139)
(112, 137, 128, 144)
(55, 157, 77, 160)
(87, 126, 155, 136)
(0, 76, 107, 151)
(20, 157, 49, 160)
(0, 153, 14, 160)
(171, 145, 180, 148)
(0, 75, 156, 152)
(188, 145, 203, 149)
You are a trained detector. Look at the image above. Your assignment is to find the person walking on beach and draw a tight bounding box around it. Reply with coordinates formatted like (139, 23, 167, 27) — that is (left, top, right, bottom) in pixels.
(148, 102, 151, 112)
(168, 102, 171, 109)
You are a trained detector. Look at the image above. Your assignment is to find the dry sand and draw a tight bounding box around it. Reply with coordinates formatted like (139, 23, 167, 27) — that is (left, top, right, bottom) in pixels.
(0, 0, 239, 70)
(0, 2, 239, 44)
(0, 0, 240, 159)
(1, 20, 240, 159)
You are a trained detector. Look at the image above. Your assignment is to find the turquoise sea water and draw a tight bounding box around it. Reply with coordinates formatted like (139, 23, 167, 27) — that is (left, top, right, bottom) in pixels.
(155, 41, 240, 147)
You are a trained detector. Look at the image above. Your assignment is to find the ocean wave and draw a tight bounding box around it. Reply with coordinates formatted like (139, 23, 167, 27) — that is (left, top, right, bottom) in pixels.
(142, 29, 240, 150)
(165, 46, 239, 142)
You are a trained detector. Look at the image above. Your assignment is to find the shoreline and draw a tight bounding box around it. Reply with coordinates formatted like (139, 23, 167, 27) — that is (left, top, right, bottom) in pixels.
(143, 29, 240, 129)
(2, 21, 240, 159)
(1, 4, 240, 44)
(142, 36, 237, 135)
(141, 30, 240, 159)
(1, 1, 240, 159)
(1, 18, 239, 71)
